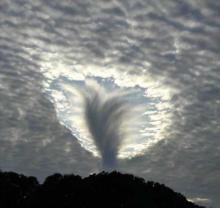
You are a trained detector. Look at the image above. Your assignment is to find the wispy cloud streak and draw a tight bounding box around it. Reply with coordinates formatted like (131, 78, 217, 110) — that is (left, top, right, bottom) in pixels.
(77, 80, 139, 170)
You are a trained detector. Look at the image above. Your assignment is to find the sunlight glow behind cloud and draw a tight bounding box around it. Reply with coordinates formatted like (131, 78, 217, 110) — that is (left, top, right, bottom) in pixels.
(0, 0, 219, 206)
(39, 61, 175, 159)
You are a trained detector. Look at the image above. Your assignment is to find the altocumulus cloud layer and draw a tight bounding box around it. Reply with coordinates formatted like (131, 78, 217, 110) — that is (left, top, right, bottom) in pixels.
(0, 0, 220, 207)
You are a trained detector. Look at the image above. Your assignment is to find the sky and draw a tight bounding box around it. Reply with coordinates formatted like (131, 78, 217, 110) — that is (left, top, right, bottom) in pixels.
(0, 0, 220, 207)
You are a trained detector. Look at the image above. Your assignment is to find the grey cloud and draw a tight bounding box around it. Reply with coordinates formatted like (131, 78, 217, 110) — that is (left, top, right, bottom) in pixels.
(78, 81, 136, 170)
(0, 41, 97, 181)
(0, 74, 97, 180)
(0, 0, 220, 207)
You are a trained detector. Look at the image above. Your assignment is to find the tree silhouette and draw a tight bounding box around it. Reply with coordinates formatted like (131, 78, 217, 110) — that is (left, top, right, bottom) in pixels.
(0, 170, 206, 208)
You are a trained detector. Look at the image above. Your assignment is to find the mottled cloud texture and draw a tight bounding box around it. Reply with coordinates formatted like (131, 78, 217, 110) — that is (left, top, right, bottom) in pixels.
(0, 0, 220, 207)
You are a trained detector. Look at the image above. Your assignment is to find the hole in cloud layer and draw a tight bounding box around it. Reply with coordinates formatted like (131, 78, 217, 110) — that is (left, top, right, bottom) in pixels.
(40, 63, 174, 161)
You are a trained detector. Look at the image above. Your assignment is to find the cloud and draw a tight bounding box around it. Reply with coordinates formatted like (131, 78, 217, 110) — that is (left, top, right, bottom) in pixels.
(0, 40, 97, 181)
(74, 79, 142, 170)
(188, 197, 212, 207)
(0, 0, 220, 207)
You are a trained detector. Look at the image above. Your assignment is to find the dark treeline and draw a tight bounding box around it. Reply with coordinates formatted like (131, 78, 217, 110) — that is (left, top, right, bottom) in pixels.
(0, 170, 205, 208)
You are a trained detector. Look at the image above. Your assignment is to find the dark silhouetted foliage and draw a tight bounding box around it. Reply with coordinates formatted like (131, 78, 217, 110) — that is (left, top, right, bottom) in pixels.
(0, 171, 39, 208)
(0, 170, 205, 208)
